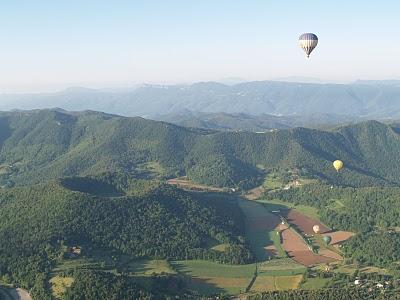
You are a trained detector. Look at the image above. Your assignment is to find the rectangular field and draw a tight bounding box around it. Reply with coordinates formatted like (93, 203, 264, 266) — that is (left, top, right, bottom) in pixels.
(172, 260, 256, 278)
(172, 260, 254, 295)
(251, 275, 303, 292)
(258, 258, 306, 276)
(238, 200, 283, 260)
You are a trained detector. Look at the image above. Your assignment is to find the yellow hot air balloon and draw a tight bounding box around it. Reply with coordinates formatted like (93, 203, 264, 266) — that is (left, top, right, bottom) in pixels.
(333, 160, 343, 172)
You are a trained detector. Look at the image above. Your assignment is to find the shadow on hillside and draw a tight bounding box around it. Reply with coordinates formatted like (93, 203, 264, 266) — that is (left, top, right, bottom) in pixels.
(238, 199, 283, 261)
(171, 262, 227, 296)
(60, 177, 125, 197)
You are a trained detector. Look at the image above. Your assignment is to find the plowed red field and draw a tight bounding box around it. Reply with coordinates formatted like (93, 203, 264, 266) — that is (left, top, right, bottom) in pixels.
(281, 228, 336, 266)
(282, 210, 330, 234)
(323, 231, 354, 245)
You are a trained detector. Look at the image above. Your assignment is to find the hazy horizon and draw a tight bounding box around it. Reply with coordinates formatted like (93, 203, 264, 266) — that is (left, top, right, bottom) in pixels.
(1, 1, 400, 93)
(2, 76, 400, 95)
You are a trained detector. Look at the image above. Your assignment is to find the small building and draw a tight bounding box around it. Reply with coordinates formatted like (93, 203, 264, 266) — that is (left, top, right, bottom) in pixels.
(72, 246, 81, 255)
(354, 279, 361, 285)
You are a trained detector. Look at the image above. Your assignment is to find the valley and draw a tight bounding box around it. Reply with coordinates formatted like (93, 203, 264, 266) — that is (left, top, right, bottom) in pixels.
(0, 110, 399, 299)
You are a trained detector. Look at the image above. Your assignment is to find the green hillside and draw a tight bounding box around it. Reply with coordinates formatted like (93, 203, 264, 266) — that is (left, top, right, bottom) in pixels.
(264, 184, 400, 267)
(0, 110, 399, 188)
(0, 178, 251, 298)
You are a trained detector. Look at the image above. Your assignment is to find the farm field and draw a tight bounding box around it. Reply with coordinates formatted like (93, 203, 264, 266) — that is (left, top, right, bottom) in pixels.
(316, 263, 392, 276)
(268, 231, 287, 257)
(53, 255, 176, 277)
(280, 227, 336, 266)
(257, 259, 306, 276)
(257, 198, 321, 222)
(166, 177, 224, 192)
(171, 259, 307, 295)
(251, 275, 303, 292)
(172, 260, 256, 278)
(301, 277, 331, 290)
(239, 196, 343, 268)
(238, 200, 283, 260)
(189, 277, 249, 295)
(52, 257, 101, 273)
(322, 231, 355, 245)
(172, 260, 255, 295)
(282, 210, 330, 235)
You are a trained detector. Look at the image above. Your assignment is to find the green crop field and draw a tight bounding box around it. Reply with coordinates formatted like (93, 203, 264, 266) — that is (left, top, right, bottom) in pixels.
(172, 260, 255, 295)
(258, 259, 306, 276)
(269, 231, 287, 258)
(170, 259, 306, 295)
(172, 260, 256, 278)
(301, 277, 331, 290)
(52, 257, 102, 273)
(257, 199, 321, 221)
(251, 275, 303, 292)
(238, 200, 281, 260)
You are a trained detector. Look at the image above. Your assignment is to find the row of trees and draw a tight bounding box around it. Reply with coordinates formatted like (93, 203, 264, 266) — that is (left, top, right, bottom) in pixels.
(248, 288, 395, 300)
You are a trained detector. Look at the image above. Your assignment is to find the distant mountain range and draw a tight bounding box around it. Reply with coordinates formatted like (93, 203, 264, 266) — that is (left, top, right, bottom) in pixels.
(154, 111, 363, 131)
(2, 80, 400, 121)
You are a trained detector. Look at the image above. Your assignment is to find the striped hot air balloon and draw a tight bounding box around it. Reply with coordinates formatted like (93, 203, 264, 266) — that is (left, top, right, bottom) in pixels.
(299, 33, 318, 58)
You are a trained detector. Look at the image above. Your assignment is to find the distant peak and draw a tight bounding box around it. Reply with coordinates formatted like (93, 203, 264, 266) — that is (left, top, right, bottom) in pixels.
(61, 87, 98, 93)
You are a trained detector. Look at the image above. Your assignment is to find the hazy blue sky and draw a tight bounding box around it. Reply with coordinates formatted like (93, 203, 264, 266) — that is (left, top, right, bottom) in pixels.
(1, 1, 400, 92)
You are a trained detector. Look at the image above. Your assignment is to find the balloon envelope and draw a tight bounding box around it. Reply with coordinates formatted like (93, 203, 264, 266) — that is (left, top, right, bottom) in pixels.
(299, 33, 318, 58)
(323, 236, 332, 244)
(333, 160, 344, 172)
(312, 225, 320, 233)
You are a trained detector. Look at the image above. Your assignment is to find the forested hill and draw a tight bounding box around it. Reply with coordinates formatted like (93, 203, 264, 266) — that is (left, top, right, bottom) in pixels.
(0, 178, 251, 297)
(155, 111, 361, 131)
(0, 109, 399, 187)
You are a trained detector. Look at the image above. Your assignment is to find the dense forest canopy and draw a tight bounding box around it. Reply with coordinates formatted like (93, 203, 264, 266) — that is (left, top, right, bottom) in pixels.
(0, 109, 400, 299)
(0, 110, 399, 188)
(0, 177, 251, 298)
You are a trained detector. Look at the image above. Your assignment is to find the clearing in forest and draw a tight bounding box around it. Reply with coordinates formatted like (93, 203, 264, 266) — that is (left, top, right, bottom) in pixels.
(238, 200, 282, 260)
(166, 177, 224, 192)
(50, 276, 74, 299)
